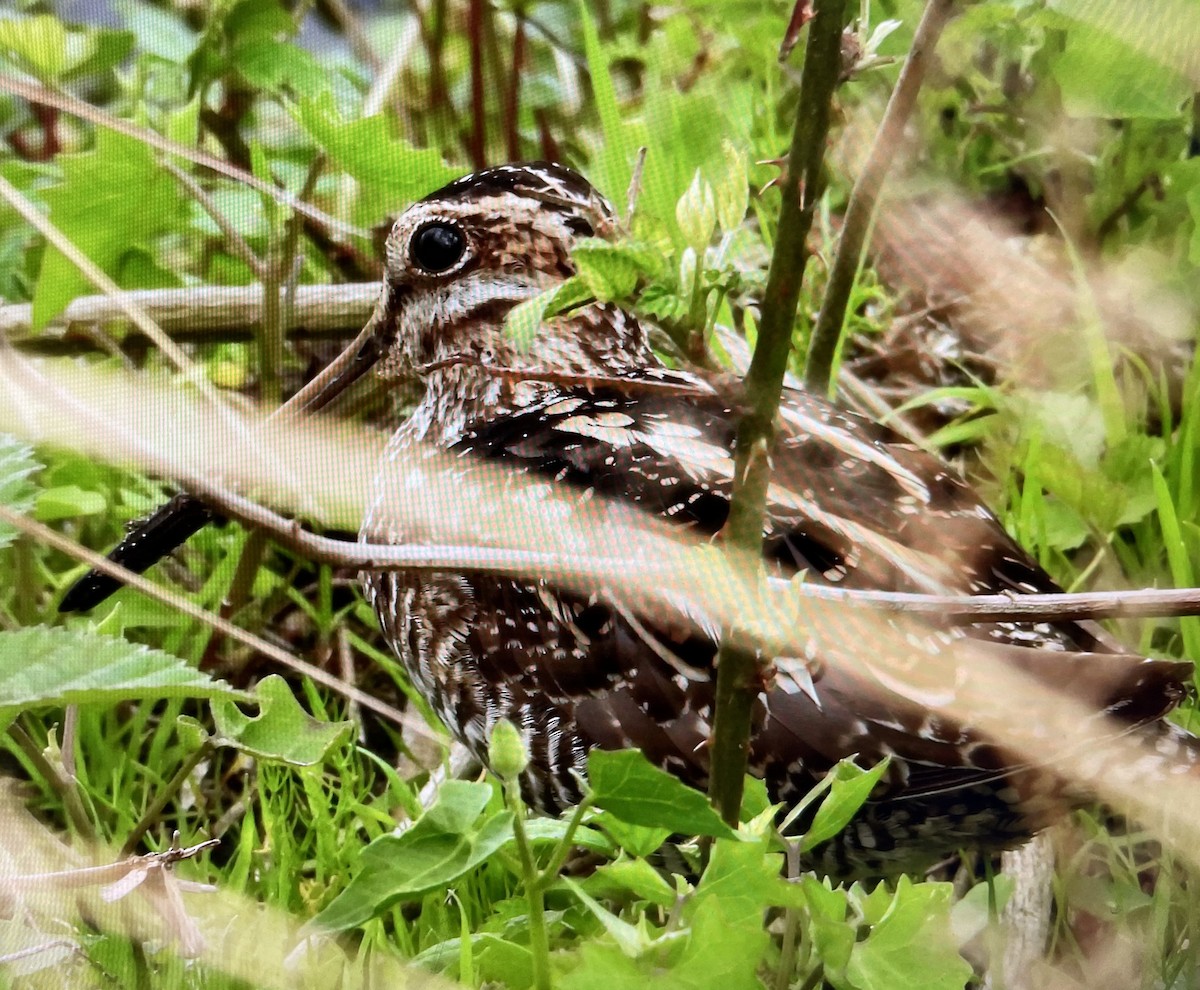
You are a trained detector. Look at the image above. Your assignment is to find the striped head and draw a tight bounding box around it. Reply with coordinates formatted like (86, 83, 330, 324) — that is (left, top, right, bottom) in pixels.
(378, 162, 651, 382)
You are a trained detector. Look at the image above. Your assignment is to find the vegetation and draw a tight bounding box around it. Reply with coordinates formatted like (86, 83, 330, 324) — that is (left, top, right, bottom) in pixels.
(1, 0, 1200, 986)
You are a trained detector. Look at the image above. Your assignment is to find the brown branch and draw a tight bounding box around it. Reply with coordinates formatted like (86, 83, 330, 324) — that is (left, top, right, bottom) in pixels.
(505, 11, 527, 160)
(0, 284, 380, 344)
(708, 0, 849, 828)
(468, 0, 487, 168)
(805, 0, 959, 394)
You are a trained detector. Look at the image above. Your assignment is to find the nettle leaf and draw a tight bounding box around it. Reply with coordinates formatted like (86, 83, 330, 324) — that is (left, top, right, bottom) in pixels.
(34, 485, 107, 522)
(573, 238, 665, 301)
(587, 749, 738, 840)
(1052, 19, 1190, 120)
(0, 16, 130, 83)
(0, 15, 72, 79)
(845, 877, 972, 990)
(0, 627, 242, 730)
(801, 877, 856, 976)
(0, 435, 40, 550)
(594, 812, 671, 858)
(209, 675, 353, 766)
(234, 38, 326, 98)
(32, 128, 184, 328)
(581, 856, 679, 909)
(800, 758, 890, 854)
(314, 780, 513, 931)
(294, 94, 458, 219)
(562, 878, 655, 957)
(504, 276, 592, 351)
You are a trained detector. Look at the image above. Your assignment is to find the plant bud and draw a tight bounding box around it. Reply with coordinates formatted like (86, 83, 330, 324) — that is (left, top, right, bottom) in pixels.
(488, 719, 529, 782)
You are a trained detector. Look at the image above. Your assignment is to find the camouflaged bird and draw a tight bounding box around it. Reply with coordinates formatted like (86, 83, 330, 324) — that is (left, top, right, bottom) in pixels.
(65, 162, 1197, 877)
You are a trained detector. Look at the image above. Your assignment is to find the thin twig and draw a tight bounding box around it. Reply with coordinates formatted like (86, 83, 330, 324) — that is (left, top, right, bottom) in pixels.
(708, 0, 849, 827)
(805, 0, 959, 394)
(163, 161, 267, 280)
(468, 0, 487, 168)
(0, 283, 379, 343)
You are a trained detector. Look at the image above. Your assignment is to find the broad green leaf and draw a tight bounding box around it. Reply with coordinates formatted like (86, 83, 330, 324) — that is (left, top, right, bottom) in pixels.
(581, 857, 678, 909)
(572, 238, 665, 301)
(950, 875, 1013, 945)
(587, 749, 738, 840)
(234, 38, 326, 98)
(0, 435, 40, 549)
(593, 812, 671, 858)
(676, 171, 717, 251)
(314, 780, 513, 930)
(209, 675, 353, 766)
(521, 817, 614, 857)
(845, 878, 972, 990)
(674, 889, 769, 990)
(61, 26, 134, 81)
(561, 878, 654, 957)
(800, 758, 890, 854)
(294, 94, 457, 219)
(660, 840, 786, 989)
(801, 877, 856, 977)
(0, 627, 242, 730)
(1052, 21, 1190, 119)
(504, 276, 592, 350)
(0, 16, 70, 80)
(712, 142, 749, 235)
(33, 128, 184, 328)
(560, 940, 646, 990)
(34, 485, 106, 521)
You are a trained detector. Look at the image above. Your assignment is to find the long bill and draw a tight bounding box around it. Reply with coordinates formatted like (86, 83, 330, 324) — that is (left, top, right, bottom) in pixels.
(59, 284, 400, 612)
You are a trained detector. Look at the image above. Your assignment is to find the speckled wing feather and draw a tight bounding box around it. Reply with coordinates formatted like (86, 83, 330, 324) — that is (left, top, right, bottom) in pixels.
(365, 375, 1191, 874)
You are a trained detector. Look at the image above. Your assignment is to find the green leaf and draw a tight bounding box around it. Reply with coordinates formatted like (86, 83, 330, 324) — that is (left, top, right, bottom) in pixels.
(587, 749, 738, 840)
(234, 38, 327, 98)
(560, 941, 646, 990)
(0, 15, 70, 80)
(314, 780, 513, 931)
(562, 878, 654, 957)
(845, 877, 972, 990)
(293, 94, 458, 219)
(675, 171, 717, 251)
(672, 839, 786, 989)
(1051, 18, 1190, 119)
(32, 128, 184, 328)
(0, 435, 40, 550)
(209, 675, 354, 766)
(0, 15, 131, 83)
(582, 857, 679, 909)
(594, 812, 671, 858)
(712, 142, 749, 235)
(572, 238, 664, 302)
(0, 626, 242, 729)
(801, 877, 856, 977)
(34, 485, 106, 521)
(504, 276, 592, 350)
(800, 758, 890, 854)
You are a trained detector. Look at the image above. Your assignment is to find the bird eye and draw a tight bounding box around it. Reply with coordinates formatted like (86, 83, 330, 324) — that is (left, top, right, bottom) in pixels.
(410, 222, 466, 273)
